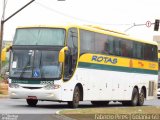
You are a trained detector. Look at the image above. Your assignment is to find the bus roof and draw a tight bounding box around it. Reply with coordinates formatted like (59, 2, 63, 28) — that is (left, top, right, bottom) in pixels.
(16, 24, 157, 46)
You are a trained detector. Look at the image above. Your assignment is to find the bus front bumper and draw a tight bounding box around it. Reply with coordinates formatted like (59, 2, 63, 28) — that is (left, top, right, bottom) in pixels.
(9, 87, 62, 101)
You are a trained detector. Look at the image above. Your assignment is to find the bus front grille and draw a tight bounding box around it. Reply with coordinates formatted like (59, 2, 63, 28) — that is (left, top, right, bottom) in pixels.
(22, 87, 42, 89)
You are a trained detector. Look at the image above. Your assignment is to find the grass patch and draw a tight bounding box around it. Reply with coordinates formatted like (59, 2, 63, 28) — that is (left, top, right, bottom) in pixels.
(60, 106, 160, 120)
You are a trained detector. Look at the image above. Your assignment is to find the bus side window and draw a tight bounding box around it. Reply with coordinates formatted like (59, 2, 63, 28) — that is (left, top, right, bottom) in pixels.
(108, 36, 114, 55)
(94, 33, 108, 54)
(80, 30, 95, 54)
(122, 45, 127, 57)
(64, 28, 78, 80)
(103, 42, 109, 54)
(133, 42, 144, 59)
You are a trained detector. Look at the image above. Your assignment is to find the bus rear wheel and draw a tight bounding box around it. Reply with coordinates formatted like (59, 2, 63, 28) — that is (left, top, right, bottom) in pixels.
(91, 101, 109, 106)
(137, 89, 145, 106)
(129, 88, 139, 106)
(68, 86, 80, 108)
(26, 99, 38, 107)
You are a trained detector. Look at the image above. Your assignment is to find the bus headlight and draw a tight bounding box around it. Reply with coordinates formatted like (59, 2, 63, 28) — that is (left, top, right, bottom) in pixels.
(9, 83, 20, 88)
(44, 84, 61, 90)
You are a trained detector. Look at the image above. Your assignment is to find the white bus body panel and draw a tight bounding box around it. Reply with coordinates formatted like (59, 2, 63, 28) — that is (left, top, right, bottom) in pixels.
(9, 67, 157, 101)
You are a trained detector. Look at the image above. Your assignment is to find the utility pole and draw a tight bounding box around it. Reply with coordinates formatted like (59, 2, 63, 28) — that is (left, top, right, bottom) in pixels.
(0, 0, 35, 74)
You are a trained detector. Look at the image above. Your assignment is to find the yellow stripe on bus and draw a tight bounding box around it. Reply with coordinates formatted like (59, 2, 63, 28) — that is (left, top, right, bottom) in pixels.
(79, 54, 158, 71)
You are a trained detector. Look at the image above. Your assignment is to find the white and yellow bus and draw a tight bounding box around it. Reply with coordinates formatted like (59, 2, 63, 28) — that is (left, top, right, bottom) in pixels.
(9, 25, 158, 108)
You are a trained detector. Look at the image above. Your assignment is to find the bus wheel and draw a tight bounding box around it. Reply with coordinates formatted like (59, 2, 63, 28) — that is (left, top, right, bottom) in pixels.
(129, 88, 139, 106)
(137, 89, 145, 106)
(68, 86, 80, 108)
(91, 101, 109, 106)
(26, 99, 38, 107)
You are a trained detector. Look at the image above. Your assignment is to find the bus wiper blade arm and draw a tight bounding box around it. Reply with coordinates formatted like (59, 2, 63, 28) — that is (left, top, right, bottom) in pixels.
(19, 61, 30, 78)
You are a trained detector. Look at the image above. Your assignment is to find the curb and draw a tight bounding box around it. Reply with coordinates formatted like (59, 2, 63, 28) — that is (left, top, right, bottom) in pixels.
(56, 110, 76, 120)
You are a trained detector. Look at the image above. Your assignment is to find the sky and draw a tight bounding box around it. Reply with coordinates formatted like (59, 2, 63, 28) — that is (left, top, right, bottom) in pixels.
(0, 0, 160, 41)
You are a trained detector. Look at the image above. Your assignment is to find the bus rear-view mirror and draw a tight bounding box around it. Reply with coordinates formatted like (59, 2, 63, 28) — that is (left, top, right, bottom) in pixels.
(58, 46, 68, 63)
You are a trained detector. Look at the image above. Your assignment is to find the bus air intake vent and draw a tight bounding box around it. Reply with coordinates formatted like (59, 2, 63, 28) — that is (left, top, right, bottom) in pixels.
(22, 87, 42, 89)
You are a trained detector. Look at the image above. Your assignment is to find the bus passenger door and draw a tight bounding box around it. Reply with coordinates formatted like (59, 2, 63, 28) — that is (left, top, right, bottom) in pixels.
(64, 28, 78, 80)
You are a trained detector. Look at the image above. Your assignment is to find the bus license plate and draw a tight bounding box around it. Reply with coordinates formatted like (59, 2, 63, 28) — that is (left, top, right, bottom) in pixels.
(27, 96, 37, 99)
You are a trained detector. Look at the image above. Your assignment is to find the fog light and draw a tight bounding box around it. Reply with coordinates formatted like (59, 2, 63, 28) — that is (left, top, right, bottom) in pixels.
(47, 93, 54, 97)
(11, 92, 16, 96)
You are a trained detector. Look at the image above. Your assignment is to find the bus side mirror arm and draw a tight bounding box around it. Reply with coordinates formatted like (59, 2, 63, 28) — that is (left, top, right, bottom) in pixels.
(6, 45, 12, 52)
(59, 46, 68, 63)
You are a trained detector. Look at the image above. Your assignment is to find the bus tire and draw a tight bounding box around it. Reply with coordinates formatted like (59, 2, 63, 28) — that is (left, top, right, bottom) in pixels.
(137, 89, 145, 106)
(91, 101, 109, 106)
(68, 86, 80, 108)
(129, 88, 139, 106)
(26, 99, 38, 107)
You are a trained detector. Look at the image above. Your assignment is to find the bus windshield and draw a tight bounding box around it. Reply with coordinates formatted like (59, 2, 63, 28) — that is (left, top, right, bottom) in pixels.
(13, 28, 65, 46)
(10, 49, 61, 79)
(10, 27, 65, 80)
